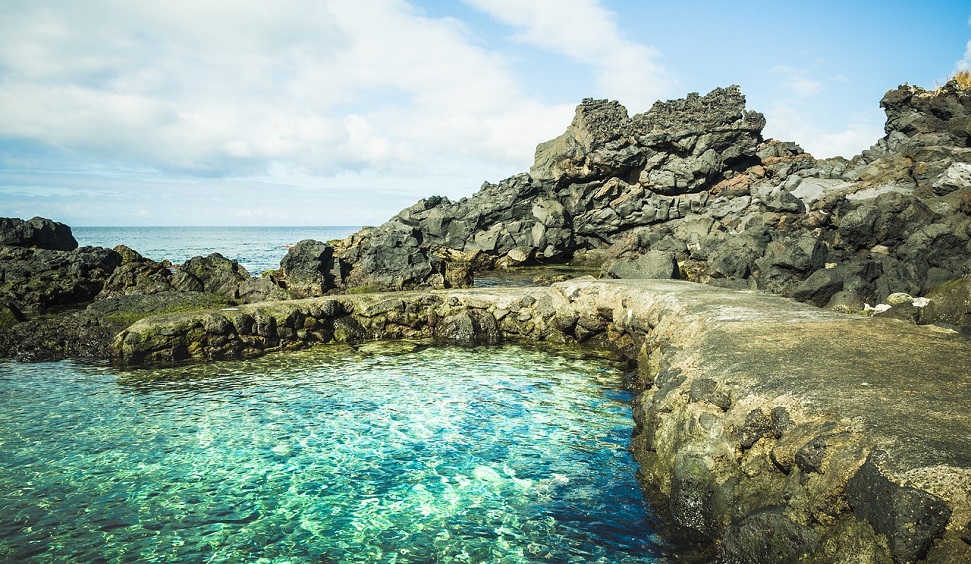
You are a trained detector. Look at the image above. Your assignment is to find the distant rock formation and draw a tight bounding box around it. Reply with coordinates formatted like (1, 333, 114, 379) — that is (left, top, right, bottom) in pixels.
(0, 216, 78, 251)
(327, 79, 971, 314)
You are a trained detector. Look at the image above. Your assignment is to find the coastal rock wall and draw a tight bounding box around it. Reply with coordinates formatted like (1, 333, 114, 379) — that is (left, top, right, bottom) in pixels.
(111, 280, 971, 562)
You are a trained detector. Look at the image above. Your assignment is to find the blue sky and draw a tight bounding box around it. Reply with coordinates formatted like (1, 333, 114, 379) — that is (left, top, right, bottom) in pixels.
(1, 1, 969, 227)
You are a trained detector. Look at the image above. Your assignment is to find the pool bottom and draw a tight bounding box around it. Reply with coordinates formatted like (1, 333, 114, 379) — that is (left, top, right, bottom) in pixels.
(0, 343, 671, 562)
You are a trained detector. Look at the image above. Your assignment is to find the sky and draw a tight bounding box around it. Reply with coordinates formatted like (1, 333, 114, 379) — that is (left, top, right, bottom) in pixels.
(1, 1, 970, 227)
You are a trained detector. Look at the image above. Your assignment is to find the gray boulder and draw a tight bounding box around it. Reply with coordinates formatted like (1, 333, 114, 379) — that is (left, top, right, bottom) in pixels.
(791, 268, 844, 307)
(917, 274, 971, 332)
(606, 250, 680, 280)
(632, 85, 765, 196)
(99, 245, 180, 297)
(174, 253, 253, 300)
(337, 224, 449, 291)
(530, 98, 638, 185)
(932, 162, 971, 196)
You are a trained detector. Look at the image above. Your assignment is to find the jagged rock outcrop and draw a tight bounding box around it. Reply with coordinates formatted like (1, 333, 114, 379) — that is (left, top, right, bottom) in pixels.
(332, 79, 971, 319)
(277, 239, 341, 296)
(0, 228, 290, 359)
(100, 246, 290, 304)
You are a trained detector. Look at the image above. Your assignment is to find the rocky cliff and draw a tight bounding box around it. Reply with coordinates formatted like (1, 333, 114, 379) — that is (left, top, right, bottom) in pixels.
(324, 80, 971, 319)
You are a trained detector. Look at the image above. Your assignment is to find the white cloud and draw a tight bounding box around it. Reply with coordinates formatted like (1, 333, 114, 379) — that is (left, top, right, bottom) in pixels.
(770, 66, 824, 98)
(0, 0, 573, 180)
(958, 39, 971, 71)
(763, 101, 884, 159)
(462, 0, 675, 111)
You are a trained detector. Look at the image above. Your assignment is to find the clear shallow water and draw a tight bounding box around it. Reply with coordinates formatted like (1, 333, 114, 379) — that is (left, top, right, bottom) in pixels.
(0, 344, 669, 562)
(73, 226, 359, 275)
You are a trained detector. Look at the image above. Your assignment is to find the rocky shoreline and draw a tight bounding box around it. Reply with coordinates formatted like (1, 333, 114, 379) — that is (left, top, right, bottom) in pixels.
(3, 77, 971, 561)
(108, 280, 971, 562)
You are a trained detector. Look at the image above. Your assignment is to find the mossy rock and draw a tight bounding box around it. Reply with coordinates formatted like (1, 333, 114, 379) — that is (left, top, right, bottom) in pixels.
(0, 303, 27, 330)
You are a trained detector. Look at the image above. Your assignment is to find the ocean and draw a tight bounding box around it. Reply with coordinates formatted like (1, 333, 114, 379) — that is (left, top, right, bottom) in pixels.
(73, 226, 361, 276)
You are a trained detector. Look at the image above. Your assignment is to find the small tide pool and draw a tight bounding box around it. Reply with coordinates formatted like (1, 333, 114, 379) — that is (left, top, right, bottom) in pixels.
(0, 343, 671, 562)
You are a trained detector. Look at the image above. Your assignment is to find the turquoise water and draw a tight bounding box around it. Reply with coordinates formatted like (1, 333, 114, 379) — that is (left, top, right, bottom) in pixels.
(73, 226, 359, 275)
(0, 344, 669, 562)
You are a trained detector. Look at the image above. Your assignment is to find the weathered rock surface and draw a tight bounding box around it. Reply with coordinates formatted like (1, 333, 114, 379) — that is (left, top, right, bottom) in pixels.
(0, 292, 232, 361)
(277, 239, 341, 296)
(0, 228, 294, 359)
(0, 216, 78, 251)
(329, 79, 971, 324)
(0, 302, 26, 330)
(110, 279, 971, 562)
(606, 250, 680, 280)
(0, 245, 122, 310)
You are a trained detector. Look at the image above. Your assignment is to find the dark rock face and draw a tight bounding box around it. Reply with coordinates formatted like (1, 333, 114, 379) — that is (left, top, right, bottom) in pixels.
(176, 253, 251, 298)
(629, 86, 765, 196)
(847, 453, 952, 563)
(278, 239, 340, 296)
(721, 510, 820, 563)
(0, 245, 121, 310)
(99, 245, 182, 297)
(335, 225, 453, 291)
(0, 217, 78, 251)
(332, 79, 971, 316)
(0, 231, 295, 360)
(918, 274, 971, 332)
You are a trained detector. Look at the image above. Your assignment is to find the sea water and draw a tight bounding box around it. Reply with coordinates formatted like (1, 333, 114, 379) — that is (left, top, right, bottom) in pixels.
(0, 345, 670, 562)
(73, 226, 360, 275)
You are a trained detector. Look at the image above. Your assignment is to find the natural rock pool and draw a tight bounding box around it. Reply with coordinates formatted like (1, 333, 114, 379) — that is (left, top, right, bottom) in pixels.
(0, 344, 670, 562)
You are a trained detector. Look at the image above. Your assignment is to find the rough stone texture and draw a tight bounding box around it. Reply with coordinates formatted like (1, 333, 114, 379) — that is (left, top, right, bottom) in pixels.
(99, 245, 182, 297)
(0, 245, 121, 310)
(110, 279, 971, 563)
(606, 250, 680, 280)
(919, 274, 971, 332)
(278, 239, 340, 297)
(0, 302, 27, 330)
(847, 452, 952, 563)
(329, 79, 971, 318)
(530, 98, 638, 185)
(334, 224, 454, 292)
(0, 292, 231, 361)
(631, 85, 765, 196)
(0, 217, 78, 251)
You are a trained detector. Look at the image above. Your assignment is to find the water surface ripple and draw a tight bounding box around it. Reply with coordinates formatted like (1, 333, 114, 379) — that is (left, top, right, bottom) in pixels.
(0, 344, 669, 562)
